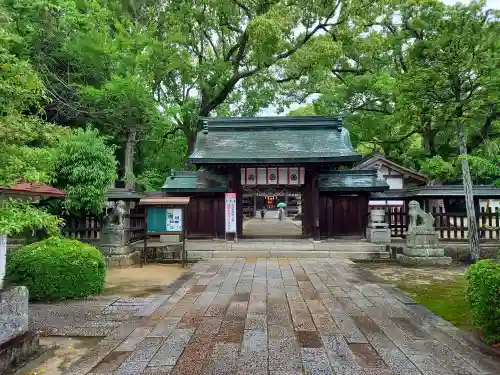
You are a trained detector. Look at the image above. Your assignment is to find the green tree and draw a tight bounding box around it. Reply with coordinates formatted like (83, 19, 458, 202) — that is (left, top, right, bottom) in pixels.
(54, 127, 117, 215)
(296, 0, 500, 259)
(297, 0, 500, 189)
(0, 4, 62, 235)
(400, 1, 500, 259)
(4, 0, 179, 187)
(142, 0, 381, 151)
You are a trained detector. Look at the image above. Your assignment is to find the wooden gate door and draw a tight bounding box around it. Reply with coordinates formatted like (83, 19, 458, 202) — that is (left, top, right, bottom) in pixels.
(186, 197, 214, 238)
(331, 195, 367, 236)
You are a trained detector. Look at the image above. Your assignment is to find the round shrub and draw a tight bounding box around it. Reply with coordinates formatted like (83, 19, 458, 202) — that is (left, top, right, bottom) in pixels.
(5, 237, 107, 301)
(466, 259, 500, 344)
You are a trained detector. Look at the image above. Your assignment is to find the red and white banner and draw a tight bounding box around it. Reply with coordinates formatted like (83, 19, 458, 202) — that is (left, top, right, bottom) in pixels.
(225, 193, 237, 233)
(241, 167, 304, 185)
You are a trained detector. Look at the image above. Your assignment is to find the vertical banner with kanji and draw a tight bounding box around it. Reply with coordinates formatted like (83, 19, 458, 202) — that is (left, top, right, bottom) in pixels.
(225, 193, 237, 233)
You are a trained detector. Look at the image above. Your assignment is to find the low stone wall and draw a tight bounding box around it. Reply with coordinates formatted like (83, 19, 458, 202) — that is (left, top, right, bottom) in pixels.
(105, 251, 141, 268)
(443, 245, 498, 262)
(391, 239, 499, 262)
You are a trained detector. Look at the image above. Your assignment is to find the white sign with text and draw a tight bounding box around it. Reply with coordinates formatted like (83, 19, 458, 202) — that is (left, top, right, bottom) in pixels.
(225, 193, 237, 233)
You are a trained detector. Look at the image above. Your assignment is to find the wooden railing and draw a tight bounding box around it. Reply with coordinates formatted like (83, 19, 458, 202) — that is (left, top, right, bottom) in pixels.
(380, 206, 500, 241)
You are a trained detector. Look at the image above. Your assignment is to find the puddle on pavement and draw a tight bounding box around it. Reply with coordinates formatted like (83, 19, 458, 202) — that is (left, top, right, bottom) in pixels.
(20, 336, 102, 375)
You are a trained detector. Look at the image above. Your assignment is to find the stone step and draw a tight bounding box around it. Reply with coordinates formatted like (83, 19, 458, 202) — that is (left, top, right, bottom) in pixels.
(188, 250, 389, 260)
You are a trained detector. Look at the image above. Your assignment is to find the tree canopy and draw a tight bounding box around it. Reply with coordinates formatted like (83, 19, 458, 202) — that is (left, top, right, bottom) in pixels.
(1, 0, 499, 199)
(289, 0, 500, 186)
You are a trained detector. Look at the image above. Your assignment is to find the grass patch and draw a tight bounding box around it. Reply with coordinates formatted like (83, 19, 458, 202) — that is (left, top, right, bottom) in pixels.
(398, 275, 473, 329)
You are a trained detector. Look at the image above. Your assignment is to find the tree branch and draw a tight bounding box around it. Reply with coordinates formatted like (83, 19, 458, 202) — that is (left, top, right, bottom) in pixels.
(203, 31, 220, 58)
(353, 101, 393, 115)
(231, 0, 252, 19)
(276, 69, 306, 83)
(203, 4, 340, 116)
(362, 130, 418, 144)
(332, 68, 367, 74)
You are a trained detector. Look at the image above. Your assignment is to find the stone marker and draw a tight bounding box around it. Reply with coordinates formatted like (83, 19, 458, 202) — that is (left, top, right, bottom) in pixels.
(366, 209, 391, 244)
(0, 235, 41, 373)
(396, 201, 452, 266)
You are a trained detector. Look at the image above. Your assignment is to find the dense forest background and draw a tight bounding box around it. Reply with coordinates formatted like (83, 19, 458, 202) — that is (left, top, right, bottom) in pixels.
(1, 0, 499, 216)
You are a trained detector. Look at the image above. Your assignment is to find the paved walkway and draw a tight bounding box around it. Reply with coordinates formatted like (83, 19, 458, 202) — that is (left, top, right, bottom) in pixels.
(63, 259, 500, 375)
(243, 212, 302, 237)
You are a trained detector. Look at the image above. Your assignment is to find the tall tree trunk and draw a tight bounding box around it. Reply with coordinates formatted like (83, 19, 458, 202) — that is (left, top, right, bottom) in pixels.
(458, 122, 480, 261)
(125, 128, 137, 189)
(187, 130, 197, 155)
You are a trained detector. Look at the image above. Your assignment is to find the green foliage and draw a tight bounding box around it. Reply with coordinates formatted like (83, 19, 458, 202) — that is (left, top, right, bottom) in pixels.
(2, 0, 499, 192)
(55, 127, 117, 214)
(398, 276, 472, 330)
(419, 156, 457, 182)
(80, 74, 157, 137)
(0, 200, 61, 236)
(466, 260, 500, 344)
(293, 0, 500, 183)
(5, 237, 107, 301)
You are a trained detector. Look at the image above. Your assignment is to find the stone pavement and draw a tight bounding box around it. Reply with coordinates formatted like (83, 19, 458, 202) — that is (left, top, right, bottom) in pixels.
(243, 213, 302, 237)
(29, 295, 157, 337)
(62, 259, 500, 375)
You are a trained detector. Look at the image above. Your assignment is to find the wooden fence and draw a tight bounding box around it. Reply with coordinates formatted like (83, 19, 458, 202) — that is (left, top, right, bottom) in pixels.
(62, 207, 146, 244)
(62, 215, 102, 243)
(380, 206, 500, 241)
(127, 206, 146, 243)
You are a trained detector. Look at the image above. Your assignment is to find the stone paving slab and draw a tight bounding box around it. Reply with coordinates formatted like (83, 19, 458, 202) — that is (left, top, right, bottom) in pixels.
(61, 259, 500, 375)
(29, 296, 154, 337)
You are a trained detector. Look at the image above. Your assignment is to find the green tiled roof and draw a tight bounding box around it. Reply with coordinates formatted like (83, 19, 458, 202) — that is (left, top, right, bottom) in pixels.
(161, 171, 228, 193)
(319, 170, 390, 192)
(106, 187, 144, 200)
(371, 185, 500, 199)
(190, 116, 361, 164)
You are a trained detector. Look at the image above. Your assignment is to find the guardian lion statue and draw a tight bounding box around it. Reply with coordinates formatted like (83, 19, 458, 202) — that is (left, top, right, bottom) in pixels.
(408, 200, 434, 231)
(106, 200, 126, 226)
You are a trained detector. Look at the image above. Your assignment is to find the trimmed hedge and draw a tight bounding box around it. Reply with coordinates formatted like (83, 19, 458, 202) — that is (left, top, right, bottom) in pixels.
(466, 259, 500, 344)
(5, 237, 107, 301)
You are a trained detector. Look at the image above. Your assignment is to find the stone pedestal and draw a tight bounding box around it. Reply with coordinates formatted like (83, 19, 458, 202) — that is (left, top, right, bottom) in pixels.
(0, 286, 40, 373)
(366, 226, 391, 244)
(398, 228, 451, 266)
(366, 209, 391, 244)
(397, 201, 452, 266)
(100, 224, 137, 267)
(396, 253, 452, 266)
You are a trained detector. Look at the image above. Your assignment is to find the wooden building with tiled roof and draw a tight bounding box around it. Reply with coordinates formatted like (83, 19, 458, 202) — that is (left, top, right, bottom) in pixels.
(161, 116, 390, 239)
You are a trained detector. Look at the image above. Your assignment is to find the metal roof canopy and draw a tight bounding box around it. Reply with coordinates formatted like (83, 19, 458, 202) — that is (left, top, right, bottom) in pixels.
(139, 197, 191, 205)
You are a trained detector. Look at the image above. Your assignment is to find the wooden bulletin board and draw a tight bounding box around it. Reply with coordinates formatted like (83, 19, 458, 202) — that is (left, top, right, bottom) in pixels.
(138, 197, 190, 267)
(146, 206, 184, 235)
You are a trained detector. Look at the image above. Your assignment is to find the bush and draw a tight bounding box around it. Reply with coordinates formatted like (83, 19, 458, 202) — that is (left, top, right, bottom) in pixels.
(5, 237, 107, 301)
(465, 259, 500, 344)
